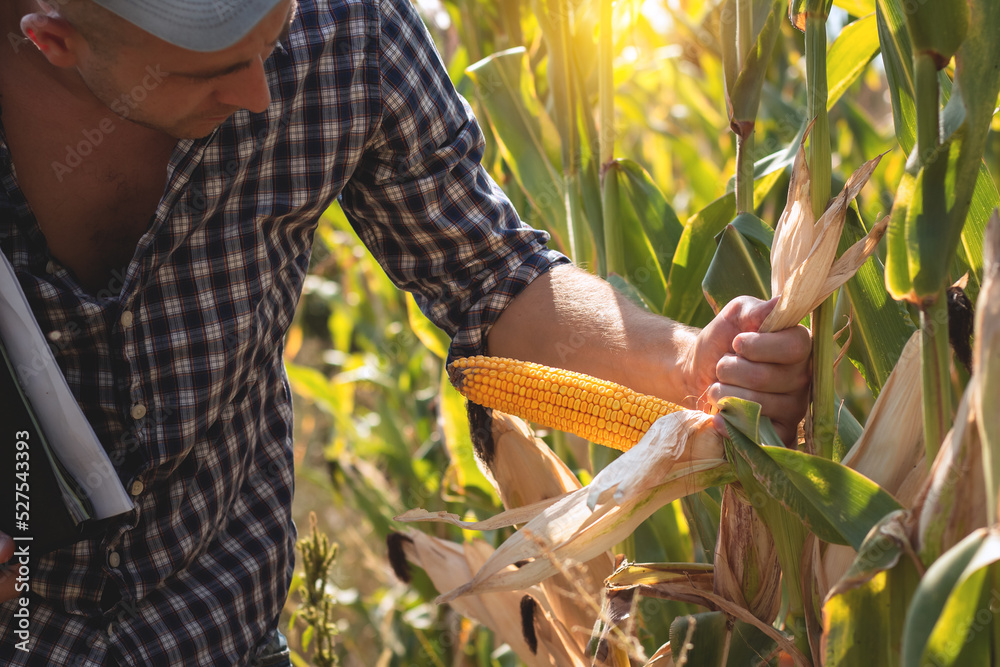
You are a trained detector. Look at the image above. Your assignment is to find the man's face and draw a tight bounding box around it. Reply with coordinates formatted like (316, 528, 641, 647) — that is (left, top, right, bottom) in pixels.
(74, 0, 297, 139)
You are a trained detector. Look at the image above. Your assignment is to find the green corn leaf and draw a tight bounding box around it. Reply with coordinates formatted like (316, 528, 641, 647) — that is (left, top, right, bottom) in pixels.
(439, 368, 500, 503)
(722, 0, 786, 136)
(827, 13, 880, 108)
(669, 611, 776, 666)
(902, 0, 968, 69)
(702, 212, 773, 313)
(901, 528, 992, 667)
(665, 194, 737, 325)
(466, 48, 570, 250)
(878, 0, 1000, 302)
(823, 547, 920, 667)
(663, 168, 787, 327)
(834, 0, 875, 16)
(875, 0, 919, 150)
(604, 159, 685, 311)
(720, 398, 903, 549)
(724, 12, 880, 195)
(682, 491, 723, 563)
(406, 295, 451, 361)
(840, 206, 917, 398)
(718, 399, 811, 645)
(940, 0, 1000, 292)
(920, 564, 994, 667)
(828, 509, 911, 596)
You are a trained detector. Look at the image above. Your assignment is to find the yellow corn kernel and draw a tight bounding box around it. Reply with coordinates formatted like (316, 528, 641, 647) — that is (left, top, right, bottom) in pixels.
(448, 355, 684, 452)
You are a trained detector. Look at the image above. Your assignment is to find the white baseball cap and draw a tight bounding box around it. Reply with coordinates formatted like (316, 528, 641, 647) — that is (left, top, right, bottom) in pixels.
(89, 0, 286, 52)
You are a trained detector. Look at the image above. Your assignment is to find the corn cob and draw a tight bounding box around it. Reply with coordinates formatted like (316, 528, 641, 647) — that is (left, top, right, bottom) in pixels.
(448, 355, 683, 452)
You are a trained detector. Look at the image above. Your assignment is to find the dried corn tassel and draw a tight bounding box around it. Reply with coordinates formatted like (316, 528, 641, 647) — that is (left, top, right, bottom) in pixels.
(449, 356, 682, 451)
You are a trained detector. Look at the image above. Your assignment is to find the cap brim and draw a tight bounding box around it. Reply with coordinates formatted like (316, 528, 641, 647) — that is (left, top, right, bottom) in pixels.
(90, 0, 285, 52)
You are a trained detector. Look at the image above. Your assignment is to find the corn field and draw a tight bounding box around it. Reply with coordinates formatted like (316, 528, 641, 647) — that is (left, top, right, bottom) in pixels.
(280, 0, 1000, 665)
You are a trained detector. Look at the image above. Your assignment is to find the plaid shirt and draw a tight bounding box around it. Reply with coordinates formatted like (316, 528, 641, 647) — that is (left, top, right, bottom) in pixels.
(0, 0, 564, 664)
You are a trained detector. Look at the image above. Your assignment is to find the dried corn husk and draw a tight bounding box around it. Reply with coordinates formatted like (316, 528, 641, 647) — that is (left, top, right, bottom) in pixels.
(486, 412, 585, 508)
(484, 412, 613, 651)
(398, 411, 729, 602)
(394, 530, 560, 666)
(839, 331, 925, 501)
(762, 131, 888, 333)
(822, 332, 925, 590)
(520, 594, 591, 666)
(916, 385, 988, 559)
(974, 211, 1000, 505)
(645, 642, 676, 666)
(714, 486, 782, 623)
(914, 212, 999, 560)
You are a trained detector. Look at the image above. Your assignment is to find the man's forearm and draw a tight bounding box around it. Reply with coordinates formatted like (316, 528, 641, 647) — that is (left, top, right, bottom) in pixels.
(486, 264, 701, 408)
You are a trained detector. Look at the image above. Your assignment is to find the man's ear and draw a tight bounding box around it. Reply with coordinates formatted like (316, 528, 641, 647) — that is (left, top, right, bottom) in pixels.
(20, 8, 86, 68)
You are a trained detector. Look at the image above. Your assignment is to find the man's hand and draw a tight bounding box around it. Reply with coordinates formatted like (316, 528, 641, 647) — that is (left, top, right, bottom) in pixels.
(684, 296, 811, 446)
(0, 531, 16, 603)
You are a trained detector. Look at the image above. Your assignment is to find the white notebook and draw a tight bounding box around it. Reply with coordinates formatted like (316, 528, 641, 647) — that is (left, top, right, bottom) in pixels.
(0, 252, 133, 520)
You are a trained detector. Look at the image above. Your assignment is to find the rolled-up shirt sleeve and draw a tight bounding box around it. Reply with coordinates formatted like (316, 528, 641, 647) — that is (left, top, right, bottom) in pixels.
(338, 0, 569, 359)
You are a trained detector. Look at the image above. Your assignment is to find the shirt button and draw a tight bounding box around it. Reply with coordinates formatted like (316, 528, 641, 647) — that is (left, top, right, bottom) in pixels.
(120, 310, 134, 327)
(108, 551, 121, 568)
(130, 403, 147, 420)
(45, 260, 56, 275)
(130, 480, 144, 496)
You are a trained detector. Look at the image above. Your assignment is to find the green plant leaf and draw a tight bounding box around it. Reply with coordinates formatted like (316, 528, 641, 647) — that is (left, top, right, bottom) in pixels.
(921, 563, 993, 667)
(940, 0, 1000, 296)
(901, 528, 991, 667)
(823, 548, 920, 667)
(879, 0, 1000, 302)
(702, 213, 773, 313)
(840, 207, 917, 398)
(834, 0, 875, 16)
(876, 0, 917, 152)
(827, 13, 880, 108)
(723, 0, 787, 135)
(669, 611, 776, 666)
(406, 295, 451, 360)
(665, 193, 737, 326)
(604, 159, 685, 310)
(439, 367, 500, 503)
(466, 48, 570, 250)
(720, 398, 903, 549)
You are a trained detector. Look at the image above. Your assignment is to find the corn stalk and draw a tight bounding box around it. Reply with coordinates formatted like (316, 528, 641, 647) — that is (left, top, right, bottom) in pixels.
(803, 0, 836, 462)
(600, 0, 625, 277)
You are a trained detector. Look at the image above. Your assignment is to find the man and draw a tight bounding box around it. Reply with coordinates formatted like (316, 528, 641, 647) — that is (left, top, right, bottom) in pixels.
(0, 0, 810, 664)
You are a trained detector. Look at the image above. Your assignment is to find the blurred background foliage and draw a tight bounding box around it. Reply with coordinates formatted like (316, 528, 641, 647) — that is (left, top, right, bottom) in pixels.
(278, 0, 1000, 664)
